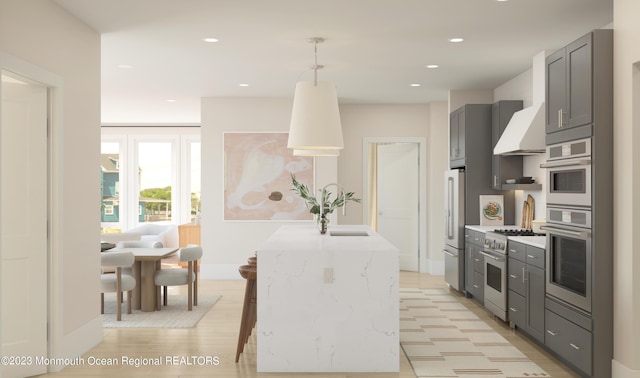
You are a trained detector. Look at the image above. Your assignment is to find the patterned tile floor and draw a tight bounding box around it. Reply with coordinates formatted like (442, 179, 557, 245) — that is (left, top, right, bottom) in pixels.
(400, 288, 550, 378)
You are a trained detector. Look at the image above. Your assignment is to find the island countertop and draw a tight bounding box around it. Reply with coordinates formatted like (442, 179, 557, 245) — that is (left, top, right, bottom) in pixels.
(256, 224, 399, 373)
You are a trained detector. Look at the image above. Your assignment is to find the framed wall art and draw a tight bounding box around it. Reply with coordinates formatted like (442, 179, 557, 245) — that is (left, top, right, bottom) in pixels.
(479, 194, 504, 226)
(223, 132, 314, 221)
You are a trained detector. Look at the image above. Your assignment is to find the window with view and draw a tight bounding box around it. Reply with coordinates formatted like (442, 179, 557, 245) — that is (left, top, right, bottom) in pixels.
(100, 128, 200, 234)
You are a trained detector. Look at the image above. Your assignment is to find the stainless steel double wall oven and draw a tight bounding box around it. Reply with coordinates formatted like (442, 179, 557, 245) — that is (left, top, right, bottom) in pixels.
(541, 138, 593, 313)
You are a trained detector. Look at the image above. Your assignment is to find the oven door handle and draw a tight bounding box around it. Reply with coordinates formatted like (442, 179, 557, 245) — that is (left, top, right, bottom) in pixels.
(539, 159, 591, 169)
(540, 225, 591, 239)
(479, 251, 505, 262)
(443, 250, 456, 258)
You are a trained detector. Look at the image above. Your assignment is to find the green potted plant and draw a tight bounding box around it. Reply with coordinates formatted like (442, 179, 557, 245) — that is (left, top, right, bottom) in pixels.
(290, 173, 361, 230)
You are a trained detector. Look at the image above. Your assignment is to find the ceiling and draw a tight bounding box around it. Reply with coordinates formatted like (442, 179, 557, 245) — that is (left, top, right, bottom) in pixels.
(53, 0, 613, 124)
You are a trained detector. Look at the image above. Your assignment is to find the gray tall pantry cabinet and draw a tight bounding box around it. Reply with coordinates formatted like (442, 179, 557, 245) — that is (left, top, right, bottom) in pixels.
(543, 29, 613, 378)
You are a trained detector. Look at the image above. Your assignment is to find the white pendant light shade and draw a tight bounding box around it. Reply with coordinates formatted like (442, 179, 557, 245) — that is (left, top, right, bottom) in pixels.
(287, 81, 344, 151)
(293, 148, 340, 157)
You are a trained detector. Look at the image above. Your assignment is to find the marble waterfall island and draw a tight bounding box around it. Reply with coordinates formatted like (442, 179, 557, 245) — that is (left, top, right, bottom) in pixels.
(256, 224, 399, 372)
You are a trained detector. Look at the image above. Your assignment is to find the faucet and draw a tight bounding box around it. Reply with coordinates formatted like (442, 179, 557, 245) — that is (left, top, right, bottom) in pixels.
(318, 183, 348, 217)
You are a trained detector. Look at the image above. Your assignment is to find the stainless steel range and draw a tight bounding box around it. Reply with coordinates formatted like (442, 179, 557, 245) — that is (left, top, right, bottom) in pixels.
(481, 231, 509, 321)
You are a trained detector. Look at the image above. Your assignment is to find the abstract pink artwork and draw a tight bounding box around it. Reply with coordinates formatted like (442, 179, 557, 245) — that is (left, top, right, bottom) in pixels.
(224, 132, 314, 221)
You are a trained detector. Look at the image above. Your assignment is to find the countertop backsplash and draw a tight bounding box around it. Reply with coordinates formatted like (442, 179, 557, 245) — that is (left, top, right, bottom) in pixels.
(515, 154, 546, 223)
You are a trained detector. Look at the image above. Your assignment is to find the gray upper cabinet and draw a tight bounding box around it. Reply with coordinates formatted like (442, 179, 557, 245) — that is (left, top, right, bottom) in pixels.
(546, 32, 592, 134)
(449, 107, 466, 168)
(545, 29, 612, 144)
(449, 104, 491, 169)
(491, 101, 523, 189)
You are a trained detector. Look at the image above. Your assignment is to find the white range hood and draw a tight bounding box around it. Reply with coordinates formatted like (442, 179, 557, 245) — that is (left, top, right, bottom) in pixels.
(493, 102, 545, 155)
(494, 51, 547, 156)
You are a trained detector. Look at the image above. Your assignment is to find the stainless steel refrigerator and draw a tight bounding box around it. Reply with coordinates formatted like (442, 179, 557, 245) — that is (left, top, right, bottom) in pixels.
(443, 169, 465, 291)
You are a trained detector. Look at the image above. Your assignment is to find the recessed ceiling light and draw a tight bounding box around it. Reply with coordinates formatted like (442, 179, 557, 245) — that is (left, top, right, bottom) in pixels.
(238, 83, 249, 87)
(496, 0, 509, 2)
(425, 64, 439, 69)
(410, 83, 421, 87)
(166, 99, 177, 103)
(117, 64, 133, 69)
(202, 38, 219, 43)
(449, 38, 464, 43)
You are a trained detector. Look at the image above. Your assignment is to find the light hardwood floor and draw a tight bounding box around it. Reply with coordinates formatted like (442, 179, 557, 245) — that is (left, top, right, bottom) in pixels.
(40, 271, 579, 377)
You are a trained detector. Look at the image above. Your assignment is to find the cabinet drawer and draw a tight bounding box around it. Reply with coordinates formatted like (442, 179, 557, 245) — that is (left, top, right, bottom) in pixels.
(508, 291, 526, 328)
(464, 230, 473, 243)
(470, 231, 484, 246)
(472, 271, 484, 304)
(473, 249, 484, 273)
(545, 310, 592, 376)
(508, 258, 525, 296)
(507, 241, 526, 262)
(525, 246, 545, 269)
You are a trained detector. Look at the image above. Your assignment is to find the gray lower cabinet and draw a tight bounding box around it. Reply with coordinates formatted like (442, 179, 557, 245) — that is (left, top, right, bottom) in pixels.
(464, 229, 484, 303)
(472, 242, 484, 304)
(507, 241, 545, 343)
(545, 305, 592, 376)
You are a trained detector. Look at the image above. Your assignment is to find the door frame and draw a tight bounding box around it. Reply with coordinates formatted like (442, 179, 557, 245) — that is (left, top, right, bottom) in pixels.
(0, 51, 63, 373)
(362, 137, 427, 273)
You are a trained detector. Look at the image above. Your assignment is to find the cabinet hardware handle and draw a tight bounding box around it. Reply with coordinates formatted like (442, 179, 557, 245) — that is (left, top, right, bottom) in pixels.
(546, 330, 558, 336)
(509, 249, 516, 253)
(539, 225, 591, 239)
(540, 159, 591, 169)
(527, 254, 536, 259)
(479, 251, 505, 262)
(494, 175, 497, 187)
(509, 274, 518, 279)
(558, 109, 566, 128)
(473, 284, 479, 289)
(570, 343, 581, 351)
(509, 307, 519, 312)
(522, 267, 526, 284)
(474, 258, 480, 262)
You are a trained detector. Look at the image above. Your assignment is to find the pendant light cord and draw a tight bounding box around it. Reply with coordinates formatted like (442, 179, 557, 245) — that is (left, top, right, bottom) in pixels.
(313, 40, 318, 86)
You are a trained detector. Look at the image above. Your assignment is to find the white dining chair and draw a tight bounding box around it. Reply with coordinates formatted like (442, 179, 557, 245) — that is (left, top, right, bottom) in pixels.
(100, 251, 136, 321)
(154, 245, 202, 311)
(116, 240, 163, 249)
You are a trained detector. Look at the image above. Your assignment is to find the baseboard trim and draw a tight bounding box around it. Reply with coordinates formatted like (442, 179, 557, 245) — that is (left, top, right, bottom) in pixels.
(200, 263, 243, 279)
(48, 315, 103, 373)
(427, 259, 445, 276)
(202, 261, 445, 280)
(612, 359, 640, 378)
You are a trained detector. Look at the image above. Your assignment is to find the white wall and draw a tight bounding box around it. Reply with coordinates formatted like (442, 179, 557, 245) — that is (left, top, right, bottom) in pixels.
(494, 69, 534, 108)
(448, 89, 493, 113)
(613, 0, 640, 376)
(0, 0, 102, 368)
(428, 102, 449, 273)
(494, 66, 546, 224)
(200, 99, 448, 276)
(340, 103, 442, 273)
(200, 97, 338, 278)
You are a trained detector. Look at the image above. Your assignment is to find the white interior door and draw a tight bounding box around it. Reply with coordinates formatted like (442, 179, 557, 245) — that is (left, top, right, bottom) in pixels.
(1, 71, 48, 377)
(377, 143, 419, 271)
